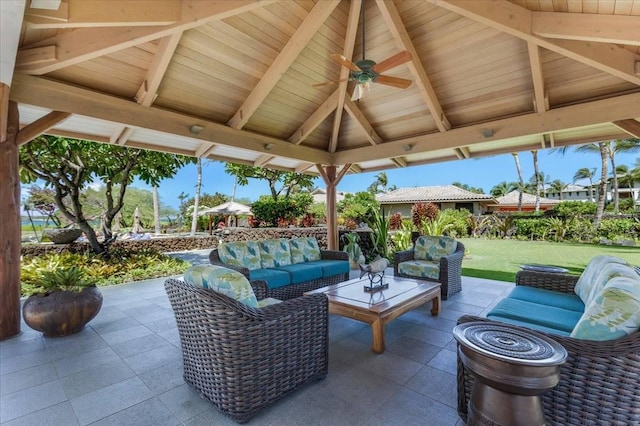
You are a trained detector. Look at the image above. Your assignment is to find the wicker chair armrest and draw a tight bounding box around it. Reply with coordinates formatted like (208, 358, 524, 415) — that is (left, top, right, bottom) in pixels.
(320, 250, 348, 261)
(250, 279, 269, 300)
(439, 243, 464, 274)
(259, 293, 328, 321)
(209, 249, 251, 279)
(515, 270, 579, 294)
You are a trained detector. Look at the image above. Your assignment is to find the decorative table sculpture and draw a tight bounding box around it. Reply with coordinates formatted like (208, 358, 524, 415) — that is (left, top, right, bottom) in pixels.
(359, 257, 390, 292)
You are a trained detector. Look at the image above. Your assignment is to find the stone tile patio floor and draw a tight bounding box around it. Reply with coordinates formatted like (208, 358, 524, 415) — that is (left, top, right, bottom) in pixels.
(0, 250, 514, 425)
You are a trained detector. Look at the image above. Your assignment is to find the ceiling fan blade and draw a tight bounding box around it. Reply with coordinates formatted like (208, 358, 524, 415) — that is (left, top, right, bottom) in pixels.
(312, 78, 350, 88)
(371, 51, 412, 74)
(330, 53, 361, 72)
(374, 75, 412, 89)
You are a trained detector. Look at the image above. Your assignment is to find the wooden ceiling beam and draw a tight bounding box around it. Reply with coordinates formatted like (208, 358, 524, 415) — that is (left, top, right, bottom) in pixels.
(429, 0, 640, 87)
(16, 0, 276, 75)
(350, 164, 362, 174)
(195, 142, 215, 158)
(227, 0, 340, 130)
(329, 0, 361, 153)
(392, 158, 407, 167)
(136, 31, 182, 106)
(613, 119, 640, 138)
(114, 127, 134, 146)
(16, 110, 71, 145)
(10, 74, 332, 164)
(376, 0, 451, 132)
(343, 97, 382, 145)
(254, 154, 273, 167)
(335, 91, 640, 164)
(289, 89, 338, 145)
(14, 46, 57, 68)
(527, 42, 547, 113)
(24, 0, 182, 29)
(295, 163, 314, 173)
(531, 12, 640, 46)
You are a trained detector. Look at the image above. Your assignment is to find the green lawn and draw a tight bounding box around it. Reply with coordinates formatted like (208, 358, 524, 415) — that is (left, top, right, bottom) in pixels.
(459, 238, 639, 283)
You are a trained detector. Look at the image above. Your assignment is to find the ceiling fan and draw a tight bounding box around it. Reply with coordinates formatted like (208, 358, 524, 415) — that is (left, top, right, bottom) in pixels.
(314, 2, 413, 100)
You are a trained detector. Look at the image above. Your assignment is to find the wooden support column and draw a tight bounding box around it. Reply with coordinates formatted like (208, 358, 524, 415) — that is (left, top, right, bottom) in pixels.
(316, 164, 351, 250)
(0, 97, 21, 340)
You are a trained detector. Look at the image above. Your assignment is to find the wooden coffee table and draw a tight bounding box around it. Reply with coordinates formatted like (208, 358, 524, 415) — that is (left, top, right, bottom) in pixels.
(307, 275, 441, 354)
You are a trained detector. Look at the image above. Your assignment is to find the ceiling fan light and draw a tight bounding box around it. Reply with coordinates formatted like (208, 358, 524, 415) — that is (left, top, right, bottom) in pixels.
(351, 81, 371, 101)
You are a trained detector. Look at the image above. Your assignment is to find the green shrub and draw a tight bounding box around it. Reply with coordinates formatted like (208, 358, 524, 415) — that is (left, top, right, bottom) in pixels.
(338, 192, 378, 224)
(438, 208, 470, 238)
(251, 193, 312, 227)
(596, 218, 638, 241)
(552, 201, 596, 216)
(513, 218, 547, 240)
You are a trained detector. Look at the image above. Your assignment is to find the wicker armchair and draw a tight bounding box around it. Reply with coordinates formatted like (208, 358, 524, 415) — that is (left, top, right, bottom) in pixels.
(164, 278, 329, 423)
(457, 270, 640, 425)
(393, 239, 465, 300)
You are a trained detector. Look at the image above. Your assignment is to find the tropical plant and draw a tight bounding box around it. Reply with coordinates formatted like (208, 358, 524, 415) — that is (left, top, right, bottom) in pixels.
(225, 163, 316, 201)
(573, 167, 597, 202)
(511, 152, 525, 211)
(389, 212, 403, 230)
(549, 179, 568, 200)
(33, 267, 94, 295)
(411, 202, 439, 230)
(451, 182, 484, 194)
(391, 222, 413, 253)
(421, 214, 454, 236)
(338, 191, 378, 224)
(489, 215, 516, 239)
(543, 217, 574, 242)
(368, 209, 390, 259)
(368, 172, 388, 193)
(490, 181, 518, 197)
(341, 232, 362, 262)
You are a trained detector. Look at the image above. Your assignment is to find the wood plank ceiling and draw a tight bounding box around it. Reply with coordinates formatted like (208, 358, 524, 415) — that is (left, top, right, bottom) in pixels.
(8, 0, 640, 176)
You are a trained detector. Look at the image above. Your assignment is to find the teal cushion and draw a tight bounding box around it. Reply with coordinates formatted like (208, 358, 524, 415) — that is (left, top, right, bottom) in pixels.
(571, 275, 640, 341)
(574, 255, 628, 304)
(306, 260, 349, 278)
(217, 241, 262, 271)
(184, 265, 258, 308)
(289, 237, 322, 263)
(509, 286, 585, 313)
(488, 298, 581, 333)
(258, 238, 292, 269)
(486, 315, 572, 337)
(249, 268, 291, 289)
(414, 235, 457, 261)
(273, 263, 323, 284)
(398, 259, 440, 280)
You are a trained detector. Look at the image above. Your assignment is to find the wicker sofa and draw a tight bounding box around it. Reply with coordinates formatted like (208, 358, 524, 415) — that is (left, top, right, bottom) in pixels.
(457, 256, 640, 425)
(393, 235, 465, 299)
(165, 276, 329, 423)
(209, 237, 349, 300)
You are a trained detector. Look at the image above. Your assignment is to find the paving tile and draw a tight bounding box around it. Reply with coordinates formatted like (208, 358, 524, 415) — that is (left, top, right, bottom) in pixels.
(0, 401, 79, 426)
(46, 334, 108, 361)
(143, 316, 177, 334)
(0, 336, 46, 360)
(89, 397, 175, 426)
(99, 324, 154, 346)
(90, 317, 143, 338)
(110, 333, 171, 359)
(405, 365, 458, 408)
(180, 406, 237, 426)
(157, 383, 213, 423)
(357, 350, 423, 385)
(0, 349, 51, 376)
(373, 387, 459, 426)
(428, 348, 458, 375)
(0, 363, 58, 396)
(402, 324, 454, 348)
(386, 336, 442, 365)
(0, 379, 67, 423)
(123, 345, 182, 374)
(157, 328, 181, 347)
(137, 360, 185, 394)
(53, 347, 120, 377)
(69, 377, 153, 425)
(61, 359, 136, 399)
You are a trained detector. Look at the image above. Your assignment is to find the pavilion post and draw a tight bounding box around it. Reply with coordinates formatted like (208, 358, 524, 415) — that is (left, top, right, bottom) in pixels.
(0, 98, 21, 340)
(316, 164, 351, 251)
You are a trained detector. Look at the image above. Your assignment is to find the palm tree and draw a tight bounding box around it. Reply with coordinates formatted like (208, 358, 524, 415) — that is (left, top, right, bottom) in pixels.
(190, 158, 202, 236)
(573, 167, 596, 202)
(368, 172, 388, 193)
(604, 139, 640, 213)
(512, 152, 525, 211)
(531, 150, 540, 212)
(490, 181, 517, 197)
(152, 185, 161, 235)
(563, 142, 608, 225)
(549, 179, 568, 200)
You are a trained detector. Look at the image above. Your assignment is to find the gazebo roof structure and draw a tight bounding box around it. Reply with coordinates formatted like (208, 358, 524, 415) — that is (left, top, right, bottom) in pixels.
(4, 0, 640, 174)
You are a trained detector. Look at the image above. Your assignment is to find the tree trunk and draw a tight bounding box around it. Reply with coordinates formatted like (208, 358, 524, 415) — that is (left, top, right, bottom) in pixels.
(190, 158, 202, 236)
(512, 153, 524, 211)
(595, 143, 608, 226)
(0, 99, 21, 339)
(152, 185, 161, 235)
(609, 146, 619, 213)
(531, 150, 540, 212)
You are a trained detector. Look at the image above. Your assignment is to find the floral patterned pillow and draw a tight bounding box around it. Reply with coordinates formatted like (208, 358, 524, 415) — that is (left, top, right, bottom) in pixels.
(183, 265, 217, 289)
(571, 275, 640, 341)
(217, 241, 262, 270)
(258, 239, 292, 269)
(289, 237, 321, 263)
(414, 236, 457, 261)
(205, 265, 258, 308)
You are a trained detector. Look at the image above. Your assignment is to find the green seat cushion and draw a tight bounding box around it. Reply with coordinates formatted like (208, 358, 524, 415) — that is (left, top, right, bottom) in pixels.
(398, 260, 440, 280)
(217, 241, 262, 271)
(571, 275, 640, 341)
(509, 286, 585, 313)
(258, 238, 292, 269)
(486, 315, 572, 337)
(414, 235, 457, 261)
(306, 260, 349, 278)
(574, 255, 629, 304)
(488, 298, 581, 333)
(273, 263, 323, 285)
(249, 268, 291, 289)
(184, 265, 258, 308)
(289, 237, 322, 264)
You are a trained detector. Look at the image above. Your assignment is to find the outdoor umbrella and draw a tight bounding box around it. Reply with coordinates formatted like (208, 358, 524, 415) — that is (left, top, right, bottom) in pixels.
(199, 201, 253, 233)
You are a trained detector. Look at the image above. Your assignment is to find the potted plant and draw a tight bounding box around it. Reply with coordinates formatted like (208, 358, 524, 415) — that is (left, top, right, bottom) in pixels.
(22, 267, 103, 337)
(342, 232, 364, 270)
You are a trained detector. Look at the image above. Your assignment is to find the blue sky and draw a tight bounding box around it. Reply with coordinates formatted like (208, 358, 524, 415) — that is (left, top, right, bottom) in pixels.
(141, 149, 639, 210)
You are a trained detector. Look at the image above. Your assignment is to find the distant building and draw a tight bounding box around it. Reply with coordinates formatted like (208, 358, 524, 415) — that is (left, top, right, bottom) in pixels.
(376, 185, 496, 216)
(311, 188, 347, 204)
(487, 191, 560, 212)
(545, 184, 592, 202)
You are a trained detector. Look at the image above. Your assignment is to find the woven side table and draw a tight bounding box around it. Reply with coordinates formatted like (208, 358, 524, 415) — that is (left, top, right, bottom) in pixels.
(454, 322, 567, 426)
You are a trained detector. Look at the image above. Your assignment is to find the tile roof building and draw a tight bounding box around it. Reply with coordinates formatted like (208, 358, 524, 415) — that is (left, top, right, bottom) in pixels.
(376, 185, 496, 216)
(488, 191, 560, 212)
